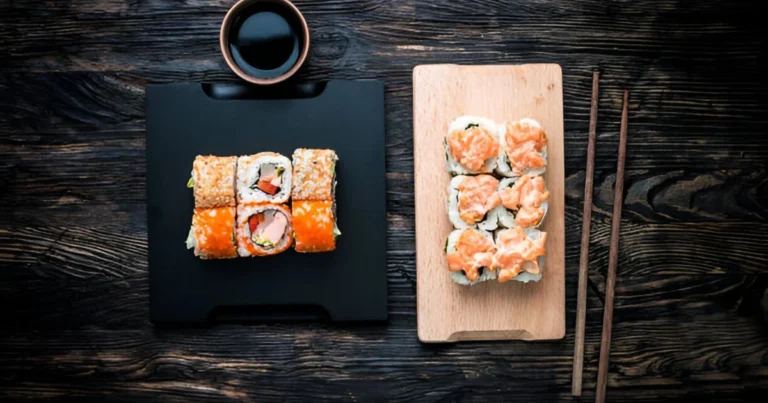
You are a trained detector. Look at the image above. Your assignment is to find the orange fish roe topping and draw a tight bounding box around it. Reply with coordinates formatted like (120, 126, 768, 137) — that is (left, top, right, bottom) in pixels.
(292, 200, 337, 252)
(457, 175, 501, 225)
(192, 155, 237, 208)
(447, 127, 499, 172)
(291, 149, 338, 201)
(445, 229, 496, 281)
(192, 207, 237, 259)
(499, 174, 550, 228)
(492, 227, 547, 282)
(504, 120, 547, 173)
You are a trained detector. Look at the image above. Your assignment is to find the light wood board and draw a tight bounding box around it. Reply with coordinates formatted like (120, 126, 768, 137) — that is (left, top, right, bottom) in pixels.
(413, 64, 565, 343)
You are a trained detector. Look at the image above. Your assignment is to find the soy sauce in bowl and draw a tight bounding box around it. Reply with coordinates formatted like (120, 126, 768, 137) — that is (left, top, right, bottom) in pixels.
(221, 0, 309, 85)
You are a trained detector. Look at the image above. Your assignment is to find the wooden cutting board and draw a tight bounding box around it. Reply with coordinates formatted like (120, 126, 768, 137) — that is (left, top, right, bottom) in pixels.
(413, 64, 565, 343)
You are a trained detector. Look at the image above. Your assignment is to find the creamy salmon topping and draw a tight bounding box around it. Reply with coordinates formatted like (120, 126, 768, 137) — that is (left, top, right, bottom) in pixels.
(448, 127, 499, 172)
(445, 229, 496, 281)
(457, 175, 501, 225)
(499, 174, 550, 228)
(504, 120, 547, 173)
(492, 227, 547, 282)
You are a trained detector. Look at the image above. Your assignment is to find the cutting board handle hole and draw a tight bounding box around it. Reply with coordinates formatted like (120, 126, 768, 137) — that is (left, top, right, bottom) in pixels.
(201, 82, 327, 100)
(208, 304, 331, 323)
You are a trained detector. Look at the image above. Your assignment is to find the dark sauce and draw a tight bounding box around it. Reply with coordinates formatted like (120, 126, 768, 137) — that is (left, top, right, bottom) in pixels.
(228, 4, 302, 79)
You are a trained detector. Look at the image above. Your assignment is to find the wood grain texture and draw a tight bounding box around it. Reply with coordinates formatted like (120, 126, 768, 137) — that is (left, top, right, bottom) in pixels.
(413, 64, 565, 342)
(1, 0, 767, 400)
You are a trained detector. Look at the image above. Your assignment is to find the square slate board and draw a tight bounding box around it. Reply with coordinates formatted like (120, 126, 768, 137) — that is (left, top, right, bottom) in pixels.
(146, 80, 387, 323)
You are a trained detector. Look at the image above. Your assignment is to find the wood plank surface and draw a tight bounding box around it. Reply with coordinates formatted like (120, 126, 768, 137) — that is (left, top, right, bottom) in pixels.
(1, 0, 767, 401)
(413, 64, 565, 342)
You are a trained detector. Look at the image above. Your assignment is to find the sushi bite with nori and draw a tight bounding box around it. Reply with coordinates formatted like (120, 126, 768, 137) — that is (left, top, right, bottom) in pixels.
(237, 152, 292, 204)
(236, 203, 293, 257)
(185, 207, 238, 259)
(496, 174, 550, 229)
(492, 227, 547, 283)
(291, 148, 338, 201)
(444, 228, 497, 285)
(445, 115, 500, 175)
(447, 175, 501, 231)
(496, 118, 548, 177)
(188, 155, 237, 208)
(292, 200, 339, 253)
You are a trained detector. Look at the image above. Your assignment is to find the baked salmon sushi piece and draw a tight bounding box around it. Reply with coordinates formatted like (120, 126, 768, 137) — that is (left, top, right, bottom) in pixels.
(444, 228, 498, 285)
(236, 153, 292, 204)
(447, 175, 501, 231)
(496, 118, 548, 177)
(185, 207, 237, 259)
(236, 203, 293, 257)
(492, 227, 547, 283)
(291, 148, 338, 201)
(444, 115, 500, 175)
(292, 200, 340, 253)
(496, 174, 550, 229)
(188, 155, 237, 208)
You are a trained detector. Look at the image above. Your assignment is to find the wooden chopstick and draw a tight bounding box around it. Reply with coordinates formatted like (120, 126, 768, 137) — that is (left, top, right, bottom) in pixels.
(572, 71, 600, 397)
(595, 90, 630, 403)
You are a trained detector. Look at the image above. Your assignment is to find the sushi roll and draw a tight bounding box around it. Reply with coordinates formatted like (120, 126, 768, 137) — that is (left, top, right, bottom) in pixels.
(496, 174, 550, 229)
(236, 203, 293, 257)
(185, 207, 238, 259)
(188, 155, 237, 208)
(291, 148, 338, 201)
(292, 200, 340, 253)
(444, 228, 498, 285)
(447, 175, 501, 231)
(496, 118, 548, 177)
(492, 227, 547, 283)
(445, 115, 500, 175)
(236, 152, 292, 204)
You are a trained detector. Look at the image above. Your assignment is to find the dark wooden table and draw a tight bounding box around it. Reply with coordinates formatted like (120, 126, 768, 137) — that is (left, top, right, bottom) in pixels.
(1, 0, 766, 401)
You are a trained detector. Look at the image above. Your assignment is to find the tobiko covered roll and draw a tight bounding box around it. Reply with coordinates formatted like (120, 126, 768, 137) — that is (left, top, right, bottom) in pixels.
(444, 115, 499, 175)
(188, 155, 237, 208)
(236, 203, 293, 257)
(236, 152, 292, 204)
(447, 174, 501, 231)
(292, 200, 339, 253)
(185, 207, 237, 259)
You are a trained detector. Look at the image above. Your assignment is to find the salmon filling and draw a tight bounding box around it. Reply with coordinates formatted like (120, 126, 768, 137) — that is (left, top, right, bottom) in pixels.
(492, 227, 547, 282)
(448, 126, 499, 172)
(251, 163, 285, 196)
(457, 175, 501, 225)
(499, 174, 550, 228)
(504, 120, 547, 173)
(445, 229, 497, 281)
(248, 210, 289, 249)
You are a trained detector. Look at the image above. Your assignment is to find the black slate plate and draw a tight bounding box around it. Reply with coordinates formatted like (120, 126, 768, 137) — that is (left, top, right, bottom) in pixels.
(146, 80, 387, 323)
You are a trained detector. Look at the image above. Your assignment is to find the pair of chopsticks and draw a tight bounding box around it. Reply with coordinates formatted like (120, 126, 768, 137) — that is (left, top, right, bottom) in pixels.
(571, 71, 630, 403)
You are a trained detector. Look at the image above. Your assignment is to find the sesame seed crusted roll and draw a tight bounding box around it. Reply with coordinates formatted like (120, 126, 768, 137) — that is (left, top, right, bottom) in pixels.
(291, 149, 338, 201)
(185, 207, 237, 259)
(189, 155, 236, 208)
(292, 200, 339, 253)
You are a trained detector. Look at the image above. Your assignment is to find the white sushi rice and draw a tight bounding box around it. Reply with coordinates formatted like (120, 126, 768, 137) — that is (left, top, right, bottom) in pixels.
(447, 176, 499, 231)
(495, 177, 549, 229)
(236, 154, 292, 204)
(493, 227, 545, 283)
(495, 118, 547, 178)
(445, 229, 498, 286)
(445, 115, 499, 175)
